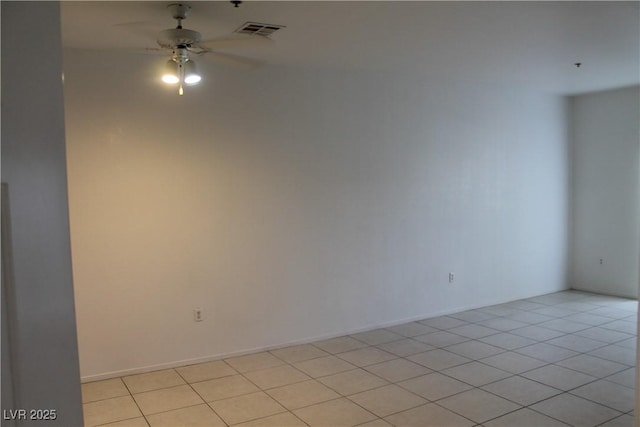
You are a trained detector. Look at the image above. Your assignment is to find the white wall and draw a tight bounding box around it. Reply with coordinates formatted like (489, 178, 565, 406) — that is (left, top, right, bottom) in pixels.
(63, 50, 571, 380)
(571, 86, 640, 298)
(1, 2, 84, 424)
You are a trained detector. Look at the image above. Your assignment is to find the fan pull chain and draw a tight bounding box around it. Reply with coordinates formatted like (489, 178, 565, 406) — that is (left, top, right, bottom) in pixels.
(178, 62, 184, 95)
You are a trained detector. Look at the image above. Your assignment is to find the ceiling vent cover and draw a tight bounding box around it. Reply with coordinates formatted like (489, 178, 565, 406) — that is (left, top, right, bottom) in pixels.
(235, 22, 285, 37)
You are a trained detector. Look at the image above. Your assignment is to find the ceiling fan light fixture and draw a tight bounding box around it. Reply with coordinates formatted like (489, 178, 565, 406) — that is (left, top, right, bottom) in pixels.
(183, 60, 202, 85)
(161, 60, 180, 84)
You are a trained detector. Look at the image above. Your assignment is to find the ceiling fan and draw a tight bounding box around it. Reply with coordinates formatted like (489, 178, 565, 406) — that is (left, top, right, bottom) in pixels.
(140, 2, 274, 95)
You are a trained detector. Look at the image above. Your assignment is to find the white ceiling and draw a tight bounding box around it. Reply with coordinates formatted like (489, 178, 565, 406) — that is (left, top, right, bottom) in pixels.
(61, 1, 639, 95)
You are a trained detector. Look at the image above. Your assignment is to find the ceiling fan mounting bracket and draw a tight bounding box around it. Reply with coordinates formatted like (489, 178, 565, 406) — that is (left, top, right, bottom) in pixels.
(167, 3, 192, 21)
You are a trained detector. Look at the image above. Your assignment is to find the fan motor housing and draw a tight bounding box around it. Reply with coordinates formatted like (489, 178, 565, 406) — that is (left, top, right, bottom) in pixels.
(157, 28, 202, 49)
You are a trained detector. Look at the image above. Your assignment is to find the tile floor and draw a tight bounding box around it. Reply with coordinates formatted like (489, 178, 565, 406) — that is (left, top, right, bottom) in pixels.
(82, 290, 637, 427)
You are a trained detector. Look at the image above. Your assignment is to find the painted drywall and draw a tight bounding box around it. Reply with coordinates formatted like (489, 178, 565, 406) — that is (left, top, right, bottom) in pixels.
(570, 86, 640, 298)
(1, 2, 84, 424)
(63, 50, 571, 380)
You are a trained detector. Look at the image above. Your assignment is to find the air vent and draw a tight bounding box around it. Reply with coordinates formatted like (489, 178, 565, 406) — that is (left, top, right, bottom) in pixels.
(235, 22, 285, 37)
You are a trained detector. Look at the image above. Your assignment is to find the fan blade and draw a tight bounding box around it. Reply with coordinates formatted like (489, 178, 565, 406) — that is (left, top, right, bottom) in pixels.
(200, 51, 265, 70)
(131, 47, 169, 55)
(197, 34, 274, 50)
(64, 46, 169, 56)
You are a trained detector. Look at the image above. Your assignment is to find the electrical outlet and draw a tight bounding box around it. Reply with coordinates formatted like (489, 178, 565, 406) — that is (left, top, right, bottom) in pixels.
(194, 307, 203, 322)
(449, 272, 455, 283)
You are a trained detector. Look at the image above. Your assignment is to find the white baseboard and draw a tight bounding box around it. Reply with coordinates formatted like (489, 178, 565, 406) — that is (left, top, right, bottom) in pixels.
(80, 287, 571, 383)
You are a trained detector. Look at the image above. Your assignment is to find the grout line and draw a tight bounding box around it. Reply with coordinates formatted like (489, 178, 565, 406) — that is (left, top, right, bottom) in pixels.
(429, 399, 488, 425)
(93, 414, 150, 427)
(202, 401, 231, 426)
(144, 402, 212, 420)
(117, 377, 150, 427)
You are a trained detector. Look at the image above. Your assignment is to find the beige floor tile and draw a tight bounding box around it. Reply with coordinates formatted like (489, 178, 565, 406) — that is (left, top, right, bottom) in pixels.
(564, 312, 615, 326)
(414, 330, 469, 347)
(407, 349, 471, 371)
(539, 319, 592, 333)
(133, 384, 204, 415)
(336, 347, 397, 367)
(191, 374, 259, 401)
(481, 375, 561, 406)
(500, 300, 547, 311)
(477, 304, 520, 317)
(293, 355, 356, 377)
(531, 393, 622, 427)
(478, 317, 529, 331)
(533, 307, 580, 319)
(267, 379, 340, 410)
(445, 340, 505, 360)
(511, 325, 566, 341)
(555, 354, 627, 378)
(515, 342, 579, 363)
(384, 403, 474, 427)
(348, 384, 427, 418)
(589, 345, 637, 366)
(441, 361, 512, 387)
(225, 352, 286, 373)
(270, 344, 329, 363)
(598, 414, 635, 427)
(245, 365, 310, 389)
(448, 324, 501, 339)
(356, 419, 393, 427)
(350, 329, 404, 345)
(605, 368, 636, 388)
(449, 310, 495, 323)
(484, 408, 570, 427)
(233, 411, 308, 427)
(419, 316, 469, 330)
(210, 391, 286, 425)
(546, 334, 609, 353)
(83, 395, 142, 427)
(385, 322, 437, 337)
(575, 327, 634, 343)
(590, 307, 636, 320)
(82, 378, 130, 403)
(478, 332, 538, 350)
(312, 336, 369, 354)
(437, 388, 521, 423)
(363, 358, 431, 383)
(122, 369, 185, 394)
(145, 404, 225, 427)
(318, 368, 389, 396)
(521, 364, 597, 391)
(614, 337, 637, 350)
(601, 320, 637, 335)
(293, 397, 377, 426)
(375, 338, 434, 357)
(100, 418, 150, 427)
(397, 372, 473, 401)
(570, 380, 635, 412)
(479, 351, 548, 374)
(176, 360, 237, 383)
